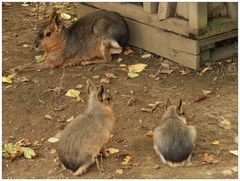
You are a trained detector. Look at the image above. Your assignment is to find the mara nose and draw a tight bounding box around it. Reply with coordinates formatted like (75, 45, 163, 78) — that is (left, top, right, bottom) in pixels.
(34, 42, 39, 49)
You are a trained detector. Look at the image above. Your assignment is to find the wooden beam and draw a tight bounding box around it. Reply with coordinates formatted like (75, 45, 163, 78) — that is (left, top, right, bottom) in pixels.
(143, 2, 158, 14)
(176, 2, 189, 20)
(189, 2, 208, 35)
(227, 2, 238, 21)
(85, 2, 193, 37)
(158, 2, 176, 20)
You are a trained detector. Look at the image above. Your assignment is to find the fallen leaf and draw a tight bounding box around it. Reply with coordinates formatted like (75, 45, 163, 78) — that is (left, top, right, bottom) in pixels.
(128, 63, 148, 73)
(106, 148, 120, 155)
(141, 53, 151, 59)
(211, 140, 220, 145)
(15, 139, 32, 147)
(141, 101, 163, 113)
(75, 84, 83, 89)
(127, 72, 139, 78)
(7, 73, 16, 79)
(115, 169, 123, 175)
(15, 77, 29, 83)
(21, 147, 36, 159)
(116, 57, 123, 63)
(146, 130, 153, 137)
(161, 62, 170, 69)
(119, 64, 127, 68)
(45, 114, 53, 120)
(229, 150, 238, 156)
(21, 2, 29, 6)
(123, 48, 133, 55)
(105, 73, 117, 79)
(35, 55, 45, 62)
(159, 69, 174, 74)
(201, 153, 220, 164)
(23, 44, 29, 48)
(47, 137, 60, 143)
(122, 155, 132, 165)
(202, 90, 212, 96)
(222, 169, 233, 176)
(65, 89, 80, 99)
(201, 67, 211, 73)
(219, 119, 231, 129)
(2, 76, 13, 84)
(194, 94, 207, 102)
(66, 116, 74, 123)
(100, 77, 110, 84)
(60, 12, 71, 20)
(92, 75, 100, 79)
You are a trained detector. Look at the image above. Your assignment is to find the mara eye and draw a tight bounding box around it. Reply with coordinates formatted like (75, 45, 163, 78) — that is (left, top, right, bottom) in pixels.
(106, 97, 111, 101)
(46, 32, 52, 37)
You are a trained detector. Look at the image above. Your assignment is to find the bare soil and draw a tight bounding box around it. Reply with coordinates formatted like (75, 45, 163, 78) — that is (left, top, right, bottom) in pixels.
(2, 3, 238, 179)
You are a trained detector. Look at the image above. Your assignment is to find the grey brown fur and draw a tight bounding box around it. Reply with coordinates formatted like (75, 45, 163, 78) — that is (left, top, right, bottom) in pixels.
(153, 99, 197, 167)
(57, 80, 115, 175)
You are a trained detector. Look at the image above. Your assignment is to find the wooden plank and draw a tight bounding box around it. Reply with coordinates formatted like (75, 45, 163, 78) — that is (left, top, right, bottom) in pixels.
(227, 2, 238, 21)
(158, 2, 176, 20)
(143, 2, 158, 14)
(200, 50, 210, 64)
(210, 42, 238, 61)
(189, 2, 208, 35)
(126, 19, 200, 69)
(199, 29, 238, 47)
(176, 2, 189, 20)
(85, 2, 193, 37)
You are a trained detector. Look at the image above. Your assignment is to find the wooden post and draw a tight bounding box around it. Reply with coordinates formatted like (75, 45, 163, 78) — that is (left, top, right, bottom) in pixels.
(158, 2, 177, 20)
(143, 2, 158, 14)
(189, 2, 208, 35)
(227, 2, 238, 21)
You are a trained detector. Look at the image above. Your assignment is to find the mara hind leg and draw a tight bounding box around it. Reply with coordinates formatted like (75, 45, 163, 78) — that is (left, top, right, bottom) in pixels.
(73, 157, 95, 176)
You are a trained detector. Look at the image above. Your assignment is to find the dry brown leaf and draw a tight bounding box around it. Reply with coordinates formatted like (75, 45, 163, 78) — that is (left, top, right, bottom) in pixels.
(66, 116, 74, 123)
(201, 153, 220, 164)
(123, 48, 134, 55)
(15, 138, 32, 147)
(202, 90, 212, 96)
(115, 169, 123, 175)
(194, 94, 208, 102)
(105, 73, 117, 79)
(146, 130, 153, 137)
(100, 77, 110, 84)
(45, 114, 53, 120)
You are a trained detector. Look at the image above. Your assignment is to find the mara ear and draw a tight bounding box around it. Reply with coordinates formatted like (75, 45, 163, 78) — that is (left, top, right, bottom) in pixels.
(51, 13, 64, 31)
(165, 97, 172, 109)
(86, 79, 97, 96)
(97, 85, 105, 102)
(177, 99, 183, 114)
(48, 8, 58, 22)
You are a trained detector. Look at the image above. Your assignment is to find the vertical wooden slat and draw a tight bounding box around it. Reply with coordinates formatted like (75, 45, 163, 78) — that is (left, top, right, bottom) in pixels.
(227, 2, 238, 21)
(189, 2, 208, 35)
(158, 2, 177, 20)
(143, 2, 158, 14)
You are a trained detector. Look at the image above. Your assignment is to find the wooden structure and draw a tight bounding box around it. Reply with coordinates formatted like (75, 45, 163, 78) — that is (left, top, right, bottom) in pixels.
(77, 2, 238, 69)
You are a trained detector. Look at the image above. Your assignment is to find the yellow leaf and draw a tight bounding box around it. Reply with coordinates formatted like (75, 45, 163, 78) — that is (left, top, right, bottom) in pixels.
(65, 89, 80, 98)
(122, 155, 132, 165)
(127, 72, 139, 78)
(229, 150, 238, 156)
(146, 130, 153, 137)
(202, 90, 212, 96)
(119, 64, 127, 68)
(141, 53, 151, 59)
(106, 148, 120, 155)
(60, 12, 71, 20)
(47, 137, 59, 143)
(116, 58, 123, 63)
(2, 76, 13, 84)
(201, 67, 211, 73)
(35, 55, 45, 62)
(211, 140, 220, 145)
(128, 63, 148, 73)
